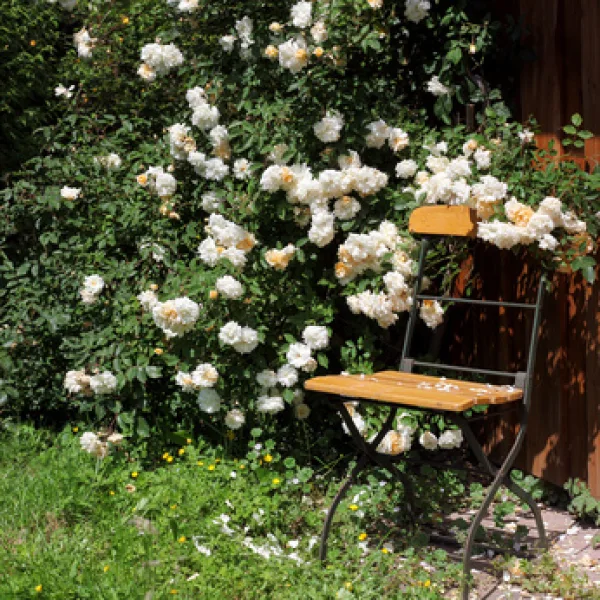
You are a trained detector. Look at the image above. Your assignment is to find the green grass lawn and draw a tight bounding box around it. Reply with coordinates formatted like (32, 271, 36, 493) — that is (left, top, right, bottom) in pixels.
(0, 424, 594, 599)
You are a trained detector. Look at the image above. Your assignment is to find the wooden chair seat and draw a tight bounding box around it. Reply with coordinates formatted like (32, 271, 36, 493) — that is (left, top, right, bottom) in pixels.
(304, 370, 523, 412)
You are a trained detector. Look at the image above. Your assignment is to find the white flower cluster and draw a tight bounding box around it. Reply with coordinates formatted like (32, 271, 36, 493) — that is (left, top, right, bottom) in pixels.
(64, 369, 117, 396)
(419, 299, 444, 329)
(365, 120, 409, 152)
(47, 0, 77, 9)
(219, 322, 260, 354)
(187, 86, 219, 130)
(425, 75, 451, 96)
(265, 244, 296, 270)
(80, 431, 108, 458)
(419, 428, 463, 450)
(79, 274, 105, 305)
(224, 408, 246, 429)
(74, 27, 96, 59)
(405, 0, 431, 23)
(138, 42, 184, 81)
(291, 1, 312, 28)
(152, 297, 201, 338)
(54, 83, 75, 99)
(405, 140, 499, 214)
(168, 123, 196, 160)
(94, 153, 122, 170)
(286, 324, 330, 372)
(219, 17, 254, 59)
(336, 221, 404, 284)
(260, 155, 388, 247)
(314, 111, 344, 143)
(253, 326, 328, 419)
(198, 214, 256, 269)
(137, 289, 159, 311)
(478, 196, 587, 251)
(215, 275, 244, 299)
(60, 186, 81, 200)
(137, 166, 177, 199)
(166, 0, 199, 13)
(79, 430, 124, 459)
(278, 37, 309, 74)
(176, 363, 219, 391)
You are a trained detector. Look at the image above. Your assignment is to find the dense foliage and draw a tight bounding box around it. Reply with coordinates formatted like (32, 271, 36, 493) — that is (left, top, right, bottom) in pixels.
(1, 0, 598, 449)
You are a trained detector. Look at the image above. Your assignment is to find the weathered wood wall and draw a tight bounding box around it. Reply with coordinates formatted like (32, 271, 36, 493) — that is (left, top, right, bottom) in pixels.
(469, 0, 600, 495)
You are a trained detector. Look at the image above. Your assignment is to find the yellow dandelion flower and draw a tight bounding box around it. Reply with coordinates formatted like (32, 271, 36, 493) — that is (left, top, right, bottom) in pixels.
(239, 464, 245, 470)
(358, 533, 367, 541)
(424, 580, 431, 588)
(109, 490, 115, 496)
(208, 465, 215, 471)
(30, 40, 36, 47)
(162, 452, 169, 459)
(264, 454, 273, 463)
(154, 348, 164, 355)
(131, 471, 138, 478)
(272, 478, 281, 485)
(178, 448, 185, 456)
(344, 582, 353, 591)
(186, 438, 192, 445)
(103, 565, 110, 573)
(122, 17, 130, 24)
(349, 504, 359, 511)
(72, 426, 79, 433)
(170, 591, 178, 595)
(35, 585, 42, 593)
(382, 547, 389, 554)
(170, 504, 177, 510)
(197, 461, 204, 466)
(166, 456, 174, 463)
(178, 536, 186, 543)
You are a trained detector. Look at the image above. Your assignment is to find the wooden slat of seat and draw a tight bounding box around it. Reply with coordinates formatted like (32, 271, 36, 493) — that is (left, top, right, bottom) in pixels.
(371, 371, 523, 405)
(304, 375, 476, 412)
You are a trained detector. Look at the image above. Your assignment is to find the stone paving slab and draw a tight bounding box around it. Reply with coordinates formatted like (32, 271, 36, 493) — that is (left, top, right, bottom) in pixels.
(442, 504, 600, 598)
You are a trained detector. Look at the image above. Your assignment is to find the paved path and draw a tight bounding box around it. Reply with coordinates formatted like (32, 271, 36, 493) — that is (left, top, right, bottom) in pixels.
(453, 504, 600, 598)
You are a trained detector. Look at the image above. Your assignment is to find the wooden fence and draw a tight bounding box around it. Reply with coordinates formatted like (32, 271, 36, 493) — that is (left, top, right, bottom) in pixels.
(466, 0, 600, 496)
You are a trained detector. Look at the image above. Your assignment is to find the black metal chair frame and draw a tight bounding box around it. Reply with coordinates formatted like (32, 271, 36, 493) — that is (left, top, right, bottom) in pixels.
(317, 237, 548, 600)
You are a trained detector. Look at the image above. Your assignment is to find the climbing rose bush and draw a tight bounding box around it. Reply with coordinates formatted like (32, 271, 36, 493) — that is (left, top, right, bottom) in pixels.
(1, 0, 597, 444)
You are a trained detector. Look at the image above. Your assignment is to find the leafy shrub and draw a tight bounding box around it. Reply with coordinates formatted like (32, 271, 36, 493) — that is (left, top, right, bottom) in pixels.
(1, 0, 597, 448)
(0, 0, 70, 173)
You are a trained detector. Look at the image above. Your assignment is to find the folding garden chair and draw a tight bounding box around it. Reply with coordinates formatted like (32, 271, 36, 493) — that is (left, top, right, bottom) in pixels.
(304, 206, 548, 600)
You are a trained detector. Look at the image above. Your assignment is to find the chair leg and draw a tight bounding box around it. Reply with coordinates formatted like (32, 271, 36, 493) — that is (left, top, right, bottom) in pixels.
(450, 414, 538, 600)
(319, 454, 368, 561)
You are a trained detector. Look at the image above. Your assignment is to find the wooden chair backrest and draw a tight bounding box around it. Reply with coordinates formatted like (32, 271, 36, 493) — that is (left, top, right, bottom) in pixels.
(408, 206, 477, 238)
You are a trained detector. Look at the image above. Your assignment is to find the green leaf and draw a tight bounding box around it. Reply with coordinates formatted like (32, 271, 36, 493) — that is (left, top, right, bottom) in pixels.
(571, 113, 583, 127)
(136, 416, 150, 438)
(563, 125, 577, 135)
